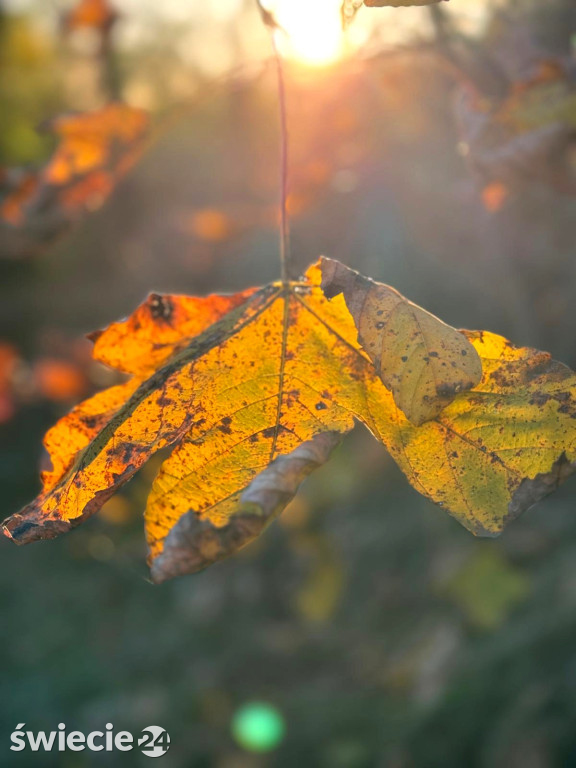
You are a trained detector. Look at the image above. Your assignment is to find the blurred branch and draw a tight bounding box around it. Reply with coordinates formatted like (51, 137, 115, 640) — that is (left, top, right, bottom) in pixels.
(428, 4, 509, 99)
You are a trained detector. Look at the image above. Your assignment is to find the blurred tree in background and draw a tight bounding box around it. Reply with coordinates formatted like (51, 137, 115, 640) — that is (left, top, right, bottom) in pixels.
(1, 0, 576, 765)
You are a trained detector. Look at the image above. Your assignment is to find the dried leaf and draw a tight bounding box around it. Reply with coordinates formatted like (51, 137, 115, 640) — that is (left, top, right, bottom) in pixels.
(364, 0, 445, 6)
(3, 260, 576, 580)
(321, 258, 482, 425)
(151, 432, 341, 582)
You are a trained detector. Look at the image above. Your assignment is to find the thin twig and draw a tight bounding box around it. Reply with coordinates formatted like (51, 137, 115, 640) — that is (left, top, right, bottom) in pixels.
(256, 0, 291, 284)
(428, 4, 509, 99)
(271, 33, 290, 285)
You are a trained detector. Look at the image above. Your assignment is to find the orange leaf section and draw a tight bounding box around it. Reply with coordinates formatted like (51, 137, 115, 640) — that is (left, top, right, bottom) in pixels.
(90, 289, 257, 375)
(44, 105, 148, 187)
(39, 289, 256, 492)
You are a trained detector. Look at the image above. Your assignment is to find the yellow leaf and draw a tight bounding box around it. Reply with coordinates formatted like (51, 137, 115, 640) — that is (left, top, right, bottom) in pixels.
(3, 260, 576, 581)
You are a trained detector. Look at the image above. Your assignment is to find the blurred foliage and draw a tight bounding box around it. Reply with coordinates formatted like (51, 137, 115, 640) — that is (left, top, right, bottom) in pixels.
(442, 546, 530, 630)
(1, 0, 576, 766)
(0, 14, 62, 164)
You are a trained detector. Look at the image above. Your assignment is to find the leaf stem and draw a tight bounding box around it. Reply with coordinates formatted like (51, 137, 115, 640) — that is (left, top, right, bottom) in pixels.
(271, 31, 291, 286)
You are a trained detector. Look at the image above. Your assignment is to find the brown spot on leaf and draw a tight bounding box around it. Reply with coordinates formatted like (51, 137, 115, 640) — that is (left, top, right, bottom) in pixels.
(148, 294, 174, 323)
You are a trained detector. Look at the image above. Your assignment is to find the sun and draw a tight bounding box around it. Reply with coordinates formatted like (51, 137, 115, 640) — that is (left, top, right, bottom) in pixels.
(268, 0, 344, 66)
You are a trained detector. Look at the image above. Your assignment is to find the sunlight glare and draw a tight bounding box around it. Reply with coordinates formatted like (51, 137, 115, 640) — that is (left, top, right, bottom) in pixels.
(271, 0, 344, 66)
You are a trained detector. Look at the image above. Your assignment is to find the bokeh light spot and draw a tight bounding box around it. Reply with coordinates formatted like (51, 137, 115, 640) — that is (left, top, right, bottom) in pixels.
(231, 701, 285, 752)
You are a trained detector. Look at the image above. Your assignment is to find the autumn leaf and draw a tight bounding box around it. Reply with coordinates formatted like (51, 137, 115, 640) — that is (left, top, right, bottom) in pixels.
(0, 104, 149, 257)
(42, 104, 148, 190)
(3, 260, 576, 581)
(321, 258, 482, 425)
(342, 0, 444, 27)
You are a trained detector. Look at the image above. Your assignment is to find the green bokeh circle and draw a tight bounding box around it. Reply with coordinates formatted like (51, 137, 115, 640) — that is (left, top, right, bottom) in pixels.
(231, 701, 286, 753)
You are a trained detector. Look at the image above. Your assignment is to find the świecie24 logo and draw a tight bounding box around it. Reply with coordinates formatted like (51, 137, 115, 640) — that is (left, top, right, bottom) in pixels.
(11, 723, 170, 757)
